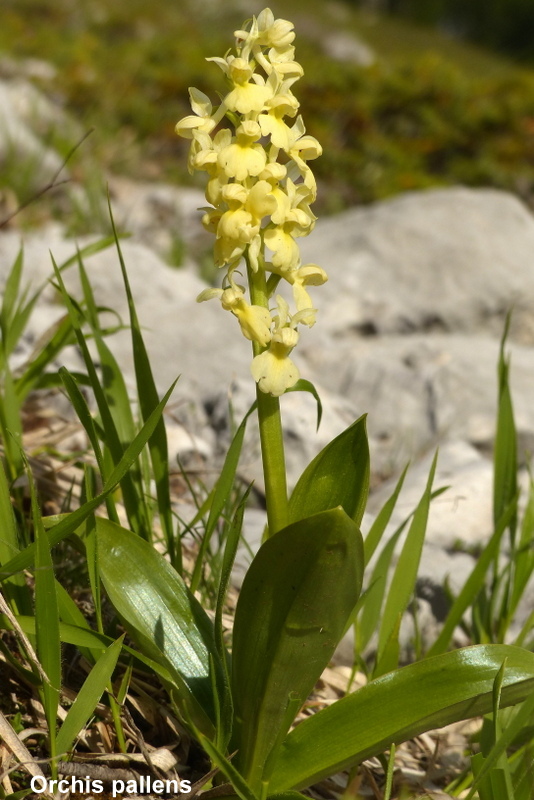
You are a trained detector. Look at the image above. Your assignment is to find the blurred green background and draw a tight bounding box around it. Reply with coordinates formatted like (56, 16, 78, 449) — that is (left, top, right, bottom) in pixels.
(2, 0, 534, 216)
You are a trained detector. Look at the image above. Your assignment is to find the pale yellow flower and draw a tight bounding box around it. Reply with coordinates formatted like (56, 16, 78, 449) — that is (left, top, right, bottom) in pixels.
(258, 93, 299, 150)
(288, 264, 328, 326)
(251, 324, 299, 396)
(175, 88, 218, 140)
(213, 181, 277, 267)
(198, 285, 272, 346)
(218, 121, 267, 181)
(223, 57, 273, 114)
(256, 8, 295, 49)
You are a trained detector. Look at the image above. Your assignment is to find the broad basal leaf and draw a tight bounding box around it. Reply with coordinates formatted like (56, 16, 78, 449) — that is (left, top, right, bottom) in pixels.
(231, 507, 364, 790)
(268, 645, 534, 792)
(96, 518, 226, 736)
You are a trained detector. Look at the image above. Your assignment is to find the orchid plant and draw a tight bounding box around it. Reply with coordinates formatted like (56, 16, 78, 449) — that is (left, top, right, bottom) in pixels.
(1, 7, 534, 799)
(96, 11, 534, 797)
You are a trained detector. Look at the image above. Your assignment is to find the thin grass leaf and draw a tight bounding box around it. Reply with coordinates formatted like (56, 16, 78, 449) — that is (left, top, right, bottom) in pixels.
(427, 496, 518, 657)
(356, 520, 407, 656)
(14, 314, 75, 401)
(196, 735, 258, 800)
(55, 580, 103, 667)
(0, 366, 24, 481)
(0, 247, 24, 332)
(59, 368, 105, 478)
(0, 250, 41, 366)
(78, 257, 138, 447)
(364, 464, 409, 566)
(494, 314, 517, 539)
(51, 254, 150, 539)
(510, 476, 534, 617)
(55, 636, 124, 756)
(377, 453, 437, 661)
(190, 402, 256, 595)
(0, 458, 30, 615)
(213, 487, 251, 751)
(8, 615, 180, 686)
(32, 473, 61, 766)
(0, 380, 177, 578)
(374, 614, 401, 678)
(467, 692, 534, 799)
(81, 467, 104, 635)
(107, 204, 177, 567)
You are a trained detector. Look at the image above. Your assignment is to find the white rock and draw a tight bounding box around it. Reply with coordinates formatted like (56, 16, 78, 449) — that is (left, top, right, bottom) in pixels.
(0, 227, 249, 398)
(303, 332, 534, 477)
(0, 78, 79, 192)
(322, 32, 376, 65)
(300, 187, 534, 344)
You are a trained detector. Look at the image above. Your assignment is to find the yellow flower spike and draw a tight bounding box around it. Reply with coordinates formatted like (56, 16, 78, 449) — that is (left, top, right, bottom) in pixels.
(251, 326, 300, 397)
(177, 8, 326, 403)
(218, 121, 267, 181)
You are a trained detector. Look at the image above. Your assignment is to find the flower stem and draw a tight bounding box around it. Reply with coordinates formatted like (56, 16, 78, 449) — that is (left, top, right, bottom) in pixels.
(247, 259, 289, 535)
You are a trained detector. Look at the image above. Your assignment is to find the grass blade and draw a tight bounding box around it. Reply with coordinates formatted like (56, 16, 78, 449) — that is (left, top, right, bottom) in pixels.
(55, 636, 123, 756)
(0, 380, 177, 578)
(376, 453, 437, 664)
(190, 402, 255, 594)
(108, 204, 177, 567)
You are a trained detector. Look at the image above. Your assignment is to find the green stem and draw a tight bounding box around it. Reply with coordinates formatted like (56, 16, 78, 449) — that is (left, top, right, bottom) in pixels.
(247, 259, 289, 536)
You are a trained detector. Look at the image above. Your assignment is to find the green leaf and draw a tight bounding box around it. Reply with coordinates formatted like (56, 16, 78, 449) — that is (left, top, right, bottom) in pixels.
(363, 464, 408, 565)
(0, 379, 176, 578)
(96, 518, 225, 736)
(288, 415, 369, 528)
(494, 314, 517, 537)
(56, 636, 123, 755)
(0, 458, 29, 615)
(190, 402, 255, 594)
(285, 379, 323, 430)
(268, 645, 534, 792)
(33, 477, 61, 759)
(106, 212, 177, 569)
(231, 507, 364, 790)
(376, 453, 437, 666)
(427, 497, 518, 657)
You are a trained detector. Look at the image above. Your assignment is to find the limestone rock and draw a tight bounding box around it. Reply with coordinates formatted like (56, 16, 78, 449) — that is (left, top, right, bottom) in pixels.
(300, 187, 534, 344)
